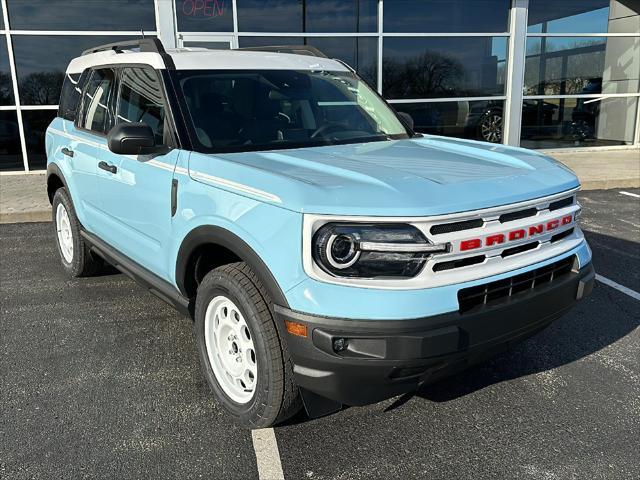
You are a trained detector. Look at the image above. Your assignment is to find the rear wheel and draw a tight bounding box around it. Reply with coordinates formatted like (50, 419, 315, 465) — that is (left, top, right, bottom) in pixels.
(52, 188, 102, 277)
(195, 262, 301, 428)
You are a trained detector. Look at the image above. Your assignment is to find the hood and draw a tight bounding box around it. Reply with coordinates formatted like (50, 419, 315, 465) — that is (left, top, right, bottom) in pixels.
(188, 135, 580, 216)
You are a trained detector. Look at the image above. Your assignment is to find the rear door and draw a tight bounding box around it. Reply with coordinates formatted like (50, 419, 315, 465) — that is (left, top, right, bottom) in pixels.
(94, 66, 181, 279)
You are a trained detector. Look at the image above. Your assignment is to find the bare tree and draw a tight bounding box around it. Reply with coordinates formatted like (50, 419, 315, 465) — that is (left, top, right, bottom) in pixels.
(18, 72, 64, 106)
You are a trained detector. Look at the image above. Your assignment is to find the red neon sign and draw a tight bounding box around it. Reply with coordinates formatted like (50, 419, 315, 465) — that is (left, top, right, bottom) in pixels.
(182, 0, 226, 18)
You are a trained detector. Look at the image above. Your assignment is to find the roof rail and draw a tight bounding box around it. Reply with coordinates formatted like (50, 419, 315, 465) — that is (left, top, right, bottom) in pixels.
(237, 45, 328, 58)
(81, 37, 167, 56)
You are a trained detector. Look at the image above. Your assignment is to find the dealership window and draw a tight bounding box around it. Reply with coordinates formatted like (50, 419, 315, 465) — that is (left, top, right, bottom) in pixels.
(527, 0, 640, 34)
(1, 37, 13, 106)
(305, 0, 377, 33)
(12, 36, 144, 105)
(383, 0, 510, 33)
(393, 100, 506, 143)
(0, 111, 22, 171)
(236, 0, 377, 33)
(239, 36, 378, 88)
(382, 37, 508, 99)
(175, 0, 233, 32)
(23, 110, 57, 170)
(520, 97, 639, 149)
(6, 0, 156, 31)
(524, 0, 639, 148)
(524, 37, 639, 95)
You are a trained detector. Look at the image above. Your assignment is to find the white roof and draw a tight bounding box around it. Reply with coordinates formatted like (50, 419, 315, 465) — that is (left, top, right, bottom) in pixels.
(66, 48, 349, 74)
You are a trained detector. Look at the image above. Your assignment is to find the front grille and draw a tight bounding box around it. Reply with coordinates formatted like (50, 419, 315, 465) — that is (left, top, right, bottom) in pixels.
(499, 208, 538, 223)
(433, 255, 485, 272)
(550, 227, 574, 243)
(457, 256, 575, 313)
(549, 196, 574, 211)
(501, 241, 539, 258)
(430, 219, 484, 235)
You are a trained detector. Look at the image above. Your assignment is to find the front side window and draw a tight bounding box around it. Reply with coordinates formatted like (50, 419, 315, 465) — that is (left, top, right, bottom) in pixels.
(116, 67, 168, 145)
(172, 69, 409, 153)
(78, 68, 115, 134)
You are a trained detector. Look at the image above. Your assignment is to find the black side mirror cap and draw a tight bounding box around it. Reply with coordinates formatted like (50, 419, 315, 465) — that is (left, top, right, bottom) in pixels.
(107, 123, 155, 155)
(396, 111, 415, 131)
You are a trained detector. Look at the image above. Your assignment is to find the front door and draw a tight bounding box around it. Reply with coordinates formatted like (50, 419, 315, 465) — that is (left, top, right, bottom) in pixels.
(177, 34, 236, 50)
(94, 66, 181, 280)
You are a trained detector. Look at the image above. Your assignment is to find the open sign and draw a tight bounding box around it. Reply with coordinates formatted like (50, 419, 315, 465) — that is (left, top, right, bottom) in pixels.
(182, 0, 226, 18)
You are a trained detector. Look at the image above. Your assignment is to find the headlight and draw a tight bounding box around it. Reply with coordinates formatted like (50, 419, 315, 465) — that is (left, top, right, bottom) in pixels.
(312, 223, 447, 278)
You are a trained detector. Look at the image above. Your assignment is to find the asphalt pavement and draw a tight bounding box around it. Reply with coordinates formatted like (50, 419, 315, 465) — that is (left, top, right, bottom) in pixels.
(1, 189, 638, 479)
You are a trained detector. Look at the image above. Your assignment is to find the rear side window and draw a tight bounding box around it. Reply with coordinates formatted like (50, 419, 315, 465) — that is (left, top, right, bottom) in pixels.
(116, 67, 167, 145)
(78, 68, 116, 134)
(58, 71, 87, 122)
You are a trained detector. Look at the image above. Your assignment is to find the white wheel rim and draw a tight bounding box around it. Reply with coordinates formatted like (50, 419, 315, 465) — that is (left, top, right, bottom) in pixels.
(55, 203, 74, 263)
(204, 296, 258, 404)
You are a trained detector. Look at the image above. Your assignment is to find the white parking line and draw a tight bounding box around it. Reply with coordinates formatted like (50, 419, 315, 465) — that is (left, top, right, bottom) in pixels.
(619, 191, 640, 198)
(252, 428, 285, 480)
(596, 274, 640, 301)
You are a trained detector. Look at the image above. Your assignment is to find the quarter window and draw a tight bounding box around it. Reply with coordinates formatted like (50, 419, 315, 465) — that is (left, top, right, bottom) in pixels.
(79, 68, 116, 134)
(116, 67, 168, 145)
(58, 72, 87, 122)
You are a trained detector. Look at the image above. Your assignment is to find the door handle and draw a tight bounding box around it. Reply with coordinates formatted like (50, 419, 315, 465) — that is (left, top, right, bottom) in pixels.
(98, 161, 118, 174)
(61, 147, 74, 158)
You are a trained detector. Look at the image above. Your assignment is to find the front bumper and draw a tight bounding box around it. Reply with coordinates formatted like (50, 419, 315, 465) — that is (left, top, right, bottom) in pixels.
(276, 259, 595, 407)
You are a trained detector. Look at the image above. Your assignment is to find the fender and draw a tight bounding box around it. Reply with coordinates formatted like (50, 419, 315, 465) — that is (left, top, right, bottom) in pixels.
(46, 162, 70, 203)
(175, 225, 290, 308)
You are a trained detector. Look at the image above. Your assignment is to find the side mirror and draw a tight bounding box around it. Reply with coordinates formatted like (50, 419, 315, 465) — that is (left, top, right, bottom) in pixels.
(397, 111, 415, 131)
(107, 123, 155, 155)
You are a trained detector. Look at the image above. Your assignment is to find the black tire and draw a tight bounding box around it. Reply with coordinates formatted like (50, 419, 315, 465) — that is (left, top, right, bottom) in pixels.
(194, 262, 301, 428)
(477, 109, 503, 143)
(52, 188, 103, 277)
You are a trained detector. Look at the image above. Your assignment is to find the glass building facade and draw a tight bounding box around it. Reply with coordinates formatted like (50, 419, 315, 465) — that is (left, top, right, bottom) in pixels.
(0, 0, 638, 171)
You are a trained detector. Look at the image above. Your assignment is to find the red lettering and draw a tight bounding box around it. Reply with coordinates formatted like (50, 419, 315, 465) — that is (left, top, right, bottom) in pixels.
(485, 234, 505, 246)
(182, 0, 194, 15)
(184, 0, 225, 17)
(528, 224, 544, 236)
(561, 215, 573, 225)
(508, 229, 526, 241)
(460, 239, 482, 251)
(203, 0, 213, 16)
(215, 0, 225, 16)
(547, 219, 559, 230)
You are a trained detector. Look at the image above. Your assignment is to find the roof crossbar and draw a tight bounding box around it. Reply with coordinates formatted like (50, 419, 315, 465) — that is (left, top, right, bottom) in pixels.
(237, 45, 328, 58)
(81, 38, 167, 56)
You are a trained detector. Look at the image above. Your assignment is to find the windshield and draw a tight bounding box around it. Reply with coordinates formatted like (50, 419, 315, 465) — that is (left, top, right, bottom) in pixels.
(171, 70, 410, 153)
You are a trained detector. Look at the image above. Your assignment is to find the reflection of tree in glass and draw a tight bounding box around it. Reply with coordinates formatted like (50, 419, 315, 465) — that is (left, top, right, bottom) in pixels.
(382, 51, 465, 98)
(19, 71, 64, 105)
(0, 72, 13, 105)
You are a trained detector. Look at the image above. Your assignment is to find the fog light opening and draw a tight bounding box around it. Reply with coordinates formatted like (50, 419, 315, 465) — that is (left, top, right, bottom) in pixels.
(332, 337, 348, 352)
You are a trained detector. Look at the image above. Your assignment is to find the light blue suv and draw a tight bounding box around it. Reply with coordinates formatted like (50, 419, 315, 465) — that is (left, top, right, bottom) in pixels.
(46, 39, 594, 428)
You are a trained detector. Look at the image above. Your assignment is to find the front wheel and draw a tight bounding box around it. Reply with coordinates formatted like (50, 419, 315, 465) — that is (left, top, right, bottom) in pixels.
(194, 262, 301, 428)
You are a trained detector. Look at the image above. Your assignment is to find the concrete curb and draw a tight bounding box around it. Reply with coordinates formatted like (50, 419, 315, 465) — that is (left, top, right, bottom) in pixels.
(580, 178, 640, 190)
(0, 210, 52, 224)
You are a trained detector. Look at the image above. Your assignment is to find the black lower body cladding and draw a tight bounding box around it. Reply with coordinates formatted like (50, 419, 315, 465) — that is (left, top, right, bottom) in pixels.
(275, 260, 595, 407)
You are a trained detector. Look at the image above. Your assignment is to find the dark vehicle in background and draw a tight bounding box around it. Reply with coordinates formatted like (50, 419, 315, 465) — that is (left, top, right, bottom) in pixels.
(397, 100, 558, 144)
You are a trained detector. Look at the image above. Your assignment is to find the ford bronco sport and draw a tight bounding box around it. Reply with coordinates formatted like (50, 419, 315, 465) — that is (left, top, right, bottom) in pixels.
(46, 39, 595, 428)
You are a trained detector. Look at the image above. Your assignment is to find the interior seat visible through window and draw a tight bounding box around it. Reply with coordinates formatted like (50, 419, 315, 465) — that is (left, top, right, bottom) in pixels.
(78, 68, 115, 134)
